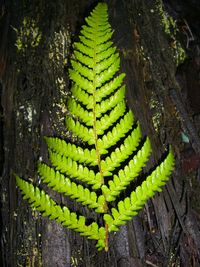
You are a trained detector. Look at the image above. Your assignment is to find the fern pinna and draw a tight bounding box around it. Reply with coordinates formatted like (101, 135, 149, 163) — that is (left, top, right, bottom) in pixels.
(16, 2, 175, 251)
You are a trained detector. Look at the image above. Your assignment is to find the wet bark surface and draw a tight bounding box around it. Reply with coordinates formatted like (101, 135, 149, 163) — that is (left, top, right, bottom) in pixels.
(1, 0, 200, 266)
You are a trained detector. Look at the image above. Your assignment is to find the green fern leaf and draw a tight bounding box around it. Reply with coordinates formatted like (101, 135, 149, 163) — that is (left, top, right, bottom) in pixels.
(70, 60, 93, 81)
(45, 137, 98, 166)
(65, 117, 95, 145)
(48, 151, 102, 189)
(69, 69, 93, 93)
(38, 163, 105, 212)
(74, 50, 94, 68)
(97, 110, 135, 154)
(16, 2, 175, 252)
(100, 123, 142, 175)
(96, 101, 126, 135)
(96, 73, 126, 102)
(95, 85, 126, 118)
(105, 149, 175, 231)
(16, 176, 106, 249)
(67, 98, 93, 126)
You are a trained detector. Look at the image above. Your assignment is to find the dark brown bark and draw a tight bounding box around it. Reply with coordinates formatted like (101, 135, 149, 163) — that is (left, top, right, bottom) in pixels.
(1, 0, 200, 266)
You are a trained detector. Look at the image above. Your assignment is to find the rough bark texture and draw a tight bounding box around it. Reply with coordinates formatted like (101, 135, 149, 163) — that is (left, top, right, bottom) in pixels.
(1, 0, 200, 266)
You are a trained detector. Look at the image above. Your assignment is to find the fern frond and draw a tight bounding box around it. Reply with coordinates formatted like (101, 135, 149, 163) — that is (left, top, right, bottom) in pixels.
(74, 42, 94, 58)
(81, 23, 110, 36)
(95, 53, 119, 74)
(79, 35, 95, 49)
(65, 117, 95, 145)
(104, 149, 175, 231)
(97, 110, 135, 154)
(95, 41, 113, 54)
(48, 151, 101, 189)
(70, 60, 93, 81)
(70, 73, 125, 109)
(69, 69, 93, 93)
(100, 123, 142, 176)
(67, 98, 93, 126)
(74, 50, 94, 68)
(95, 57, 120, 88)
(16, 2, 175, 252)
(95, 86, 125, 118)
(38, 163, 105, 213)
(144, 147, 175, 192)
(102, 137, 152, 201)
(45, 137, 97, 166)
(96, 101, 126, 135)
(71, 85, 93, 109)
(96, 46, 117, 63)
(87, 30, 113, 45)
(95, 73, 126, 102)
(16, 176, 106, 250)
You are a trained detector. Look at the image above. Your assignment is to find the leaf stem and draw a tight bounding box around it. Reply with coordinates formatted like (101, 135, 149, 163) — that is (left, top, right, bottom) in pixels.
(92, 25, 109, 251)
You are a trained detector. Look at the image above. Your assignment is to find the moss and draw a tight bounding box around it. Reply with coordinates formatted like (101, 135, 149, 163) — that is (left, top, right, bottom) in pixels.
(156, 0, 186, 66)
(149, 96, 164, 133)
(13, 17, 42, 54)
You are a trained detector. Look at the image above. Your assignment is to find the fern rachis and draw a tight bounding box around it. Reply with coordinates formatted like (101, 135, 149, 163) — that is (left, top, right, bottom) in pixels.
(16, 3, 175, 251)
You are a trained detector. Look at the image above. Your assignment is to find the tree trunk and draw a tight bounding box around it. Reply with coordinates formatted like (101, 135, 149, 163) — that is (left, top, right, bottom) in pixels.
(1, 0, 200, 266)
